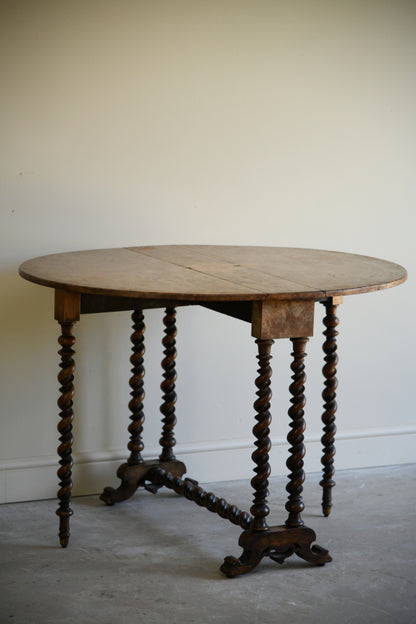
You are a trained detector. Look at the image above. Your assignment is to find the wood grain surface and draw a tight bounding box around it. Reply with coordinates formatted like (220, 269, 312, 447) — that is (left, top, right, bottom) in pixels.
(19, 245, 407, 302)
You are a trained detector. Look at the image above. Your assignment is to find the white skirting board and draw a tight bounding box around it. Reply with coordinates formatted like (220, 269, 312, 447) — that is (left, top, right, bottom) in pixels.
(1, 426, 415, 504)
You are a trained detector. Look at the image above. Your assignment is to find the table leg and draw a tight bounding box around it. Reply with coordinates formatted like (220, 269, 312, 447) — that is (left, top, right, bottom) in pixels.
(127, 310, 146, 466)
(221, 337, 331, 577)
(320, 300, 340, 516)
(144, 307, 188, 494)
(100, 308, 186, 505)
(249, 338, 274, 532)
(101, 310, 147, 504)
(56, 321, 76, 547)
(285, 337, 307, 528)
(159, 307, 178, 462)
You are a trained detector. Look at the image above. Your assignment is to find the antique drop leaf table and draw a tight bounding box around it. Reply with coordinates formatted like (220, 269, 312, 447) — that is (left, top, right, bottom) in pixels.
(19, 246, 407, 577)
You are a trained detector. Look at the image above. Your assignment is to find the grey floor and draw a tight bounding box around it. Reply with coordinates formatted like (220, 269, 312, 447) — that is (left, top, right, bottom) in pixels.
(1, 464, 415, 624)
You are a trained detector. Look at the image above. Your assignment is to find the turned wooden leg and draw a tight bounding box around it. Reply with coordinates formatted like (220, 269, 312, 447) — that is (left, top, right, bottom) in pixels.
(56, 321, 76, 547)
(221, 337, 331, 578)
(250, 338, 273, 531)
(127, 310, 146, 465)
(281, 338, 329, 564)
(221, 338, 273, 576)
(320, 300, 339, 516)
(159, 307, 178, 462)
(285, 337, 307, 528)
(100, 308, 186, 505)
(142, 307, 187, 494)
(100, 310, 146, 504)
(283, 338, 330, 565)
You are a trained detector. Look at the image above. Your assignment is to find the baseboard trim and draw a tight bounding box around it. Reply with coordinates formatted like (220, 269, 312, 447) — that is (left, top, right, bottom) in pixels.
(1, 426, 415, 503)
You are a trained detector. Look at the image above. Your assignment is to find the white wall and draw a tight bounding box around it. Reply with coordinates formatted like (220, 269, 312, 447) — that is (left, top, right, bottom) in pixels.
(1, 0, 414, 503)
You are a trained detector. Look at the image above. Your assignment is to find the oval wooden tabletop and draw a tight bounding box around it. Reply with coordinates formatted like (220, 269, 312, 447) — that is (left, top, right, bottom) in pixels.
(19, 246, 407, 302)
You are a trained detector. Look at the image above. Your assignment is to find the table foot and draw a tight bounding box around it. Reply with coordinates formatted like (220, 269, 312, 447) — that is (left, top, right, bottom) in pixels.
(56, 511, 72, 547)
(220, 525, 331, 577)
(321, 491, 333, 517)
(99, 459, 187, 505)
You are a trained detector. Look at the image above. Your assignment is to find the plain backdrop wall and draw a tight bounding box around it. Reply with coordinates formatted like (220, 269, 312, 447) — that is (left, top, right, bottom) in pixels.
(1, 0, 414, 503)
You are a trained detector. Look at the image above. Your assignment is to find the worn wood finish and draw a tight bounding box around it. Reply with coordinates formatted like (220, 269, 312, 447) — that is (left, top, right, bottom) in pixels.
(320, 300, 340, 516)
(20, 246, 407, 302)
(56, 321, 76, 547)
(252, 299, 315, 339)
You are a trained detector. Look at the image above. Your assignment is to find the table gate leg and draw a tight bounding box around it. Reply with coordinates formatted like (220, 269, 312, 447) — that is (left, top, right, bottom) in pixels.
(320, 300, 340, 517)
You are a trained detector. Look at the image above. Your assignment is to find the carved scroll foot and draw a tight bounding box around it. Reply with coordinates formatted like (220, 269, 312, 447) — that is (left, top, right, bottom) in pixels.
(100, 459, 186, 505)
(220, 526, 331, 578)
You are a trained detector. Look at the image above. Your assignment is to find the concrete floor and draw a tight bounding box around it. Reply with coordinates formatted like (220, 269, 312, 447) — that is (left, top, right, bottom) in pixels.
(1, 464, 415, 624)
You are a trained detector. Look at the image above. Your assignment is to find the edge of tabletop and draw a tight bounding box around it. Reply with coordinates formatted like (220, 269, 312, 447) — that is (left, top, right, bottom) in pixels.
(17, 266, 327, 302)
(18, 246, 408, 302)
(17, 248, 324, 301)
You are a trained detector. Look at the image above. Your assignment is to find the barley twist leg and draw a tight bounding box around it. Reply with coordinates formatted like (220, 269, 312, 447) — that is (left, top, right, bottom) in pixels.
(285, 337, 308, 528)
(159, 307, 178, 462)
(320, 301, 339, 516)
(220, 338, 274, 576)
(100, 310, 146, 504)
(250, 338, 274, 531)
(56, 322, 76, 547)
(127, 310, 146, 465)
